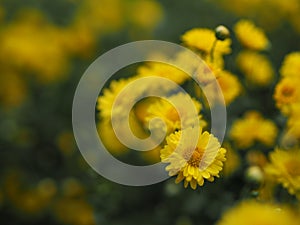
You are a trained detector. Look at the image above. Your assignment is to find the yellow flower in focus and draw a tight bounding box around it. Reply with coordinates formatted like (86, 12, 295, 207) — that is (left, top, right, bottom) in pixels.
(144, 92, 205, 138)
(161, 128, 226, 189)
(280, 52, 300, 77)
(216, 200, 298, 225)
(237, 51, 274, 86)
(230, 111, 278, 148)
(274, 77, 300, 115)
(265, 148, 300, 197)
(234, 19, 270, 51)
(181, 28, 231, 55)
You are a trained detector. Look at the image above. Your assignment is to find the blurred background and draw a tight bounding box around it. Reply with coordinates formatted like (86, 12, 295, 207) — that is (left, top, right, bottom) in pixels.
(1, 0, 300, 224)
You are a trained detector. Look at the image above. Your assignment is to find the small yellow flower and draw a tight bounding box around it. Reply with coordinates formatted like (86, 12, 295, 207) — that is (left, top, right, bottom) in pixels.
(97, 77, 138, 120)
(274, 77, 300, 115)
(181, 28, 231, 55)
(127, 0, 163, 30)
(161, 128, 226, 189)
(144, 92, 205, 137)
(280, 52, 300, 77)
(137, 61, 190, 85)
(200, 70, 242, 106)
(217, 70, 242, 105)
(234, 19, 270, 51)
(237, 51, 274, 86)
(230, 111, 278, 149)
(265, 148, 300, 197)
(216, 200, 298, 225)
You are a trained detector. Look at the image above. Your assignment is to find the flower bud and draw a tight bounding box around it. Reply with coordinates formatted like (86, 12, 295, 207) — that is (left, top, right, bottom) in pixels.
(215, 25, 230, 41)
(245, 166, 264, 188)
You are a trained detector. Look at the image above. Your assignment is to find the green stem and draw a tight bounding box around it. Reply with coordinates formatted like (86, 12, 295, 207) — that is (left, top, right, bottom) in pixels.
(210, 39, 218, 62)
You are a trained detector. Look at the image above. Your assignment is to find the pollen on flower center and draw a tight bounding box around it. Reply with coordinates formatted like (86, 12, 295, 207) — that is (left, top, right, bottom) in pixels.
(282, 87, 294, 98)
(186, 147, 204, 167)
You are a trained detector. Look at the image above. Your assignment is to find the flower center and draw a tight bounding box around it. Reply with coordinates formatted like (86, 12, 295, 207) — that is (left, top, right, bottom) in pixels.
(282, 86, 294, 98)
(187, 147, 204, 167)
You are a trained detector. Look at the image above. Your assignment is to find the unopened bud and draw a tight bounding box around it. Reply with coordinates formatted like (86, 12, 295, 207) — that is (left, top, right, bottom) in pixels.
(215, 25, 230, 41)
(245, 166, 264, 188)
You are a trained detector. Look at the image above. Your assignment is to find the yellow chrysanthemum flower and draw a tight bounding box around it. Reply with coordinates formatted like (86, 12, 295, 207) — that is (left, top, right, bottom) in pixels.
(199, 70, 242, 105)
(144, 92, 205, 138)
(97, 77, 138, 120)
(237, 51, 274, 86)
(216, 200, 298, 225)
(181, 28, 231, 55)
(127, 0, 163, 30)
(280, 52, 300, 77)
(281, 121, 300, 146)
(137, 61, 190, 85)
(234, 19, 270, 51)
(274, 77, 300, 115)
(265, 148, 300, 197)
(217, 70, 242, 105)
(230, 111, 278, 148)
(161, 128, 226, 189)
(0, 10, 70, 83)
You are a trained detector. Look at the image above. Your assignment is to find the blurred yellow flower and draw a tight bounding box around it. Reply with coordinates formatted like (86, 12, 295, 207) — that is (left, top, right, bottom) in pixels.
(234, 19, 270, 51)
(274, 77, 300, 115)
(0, 10, 69, 83)
(97, 110, 151, 156)
(181, 28, 231, 55)
(265, 148, 300, 197)
(73, 0, 124, 34)
(161, 128, 226, 189)
(97, 77, 138, 120)
(199, 70, 242, 105)
(280, 52, 300, 77)
(54, 198, 96, 225)
(217, 70, 242, 105)
(137, 62, 190, 85)
(0, 72, 27, 108)
(216, 200, 298, 225)
(127, 0, 163, 30)
(144, 92, 204, 138)
(237, 51, 274, 86)
(246, 150, 268, 168)
(230, 111, 278, 148)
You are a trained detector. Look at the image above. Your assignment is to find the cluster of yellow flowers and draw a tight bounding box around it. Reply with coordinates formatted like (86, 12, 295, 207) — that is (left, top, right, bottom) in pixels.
(215, 0, 300, 34)
(97, 25, 243, 189)
(0, 0, 163, 109)
(96, 17, 300, 223)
